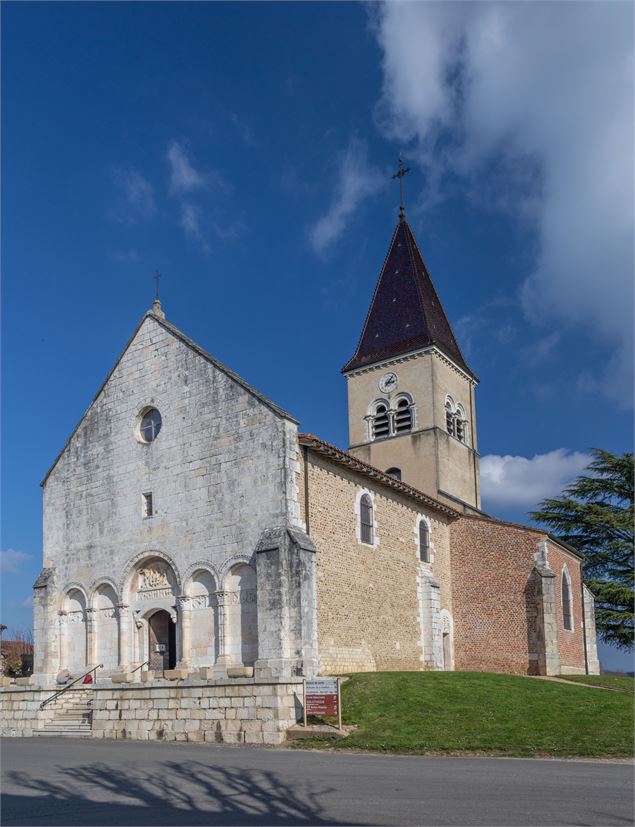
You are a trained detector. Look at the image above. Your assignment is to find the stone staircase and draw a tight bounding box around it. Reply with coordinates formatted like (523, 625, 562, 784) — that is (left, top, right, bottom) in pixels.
(34, 688, 93, 738)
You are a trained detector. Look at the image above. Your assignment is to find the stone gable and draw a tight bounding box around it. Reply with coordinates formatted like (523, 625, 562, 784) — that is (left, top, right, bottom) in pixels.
(43, 313, 295, 588)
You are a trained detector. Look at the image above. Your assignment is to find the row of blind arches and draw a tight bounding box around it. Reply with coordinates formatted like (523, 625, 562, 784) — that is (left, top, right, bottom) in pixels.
(359, 492, 431, 562)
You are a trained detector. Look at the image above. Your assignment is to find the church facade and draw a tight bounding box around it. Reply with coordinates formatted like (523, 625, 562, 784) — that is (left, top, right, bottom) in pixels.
(32, 214, 599, 688)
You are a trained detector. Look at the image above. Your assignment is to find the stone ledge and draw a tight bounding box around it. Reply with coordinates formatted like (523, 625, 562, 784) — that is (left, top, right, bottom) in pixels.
(286, 724, 350, 740)
(227, 666, 254, 679)
(111, 672, 133, 684)
(164, 669, 189, 681)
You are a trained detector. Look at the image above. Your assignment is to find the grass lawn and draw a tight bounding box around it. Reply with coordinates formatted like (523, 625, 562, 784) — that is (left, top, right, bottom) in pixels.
(294, 672, 633, 758)
(559, 674, 634, 693)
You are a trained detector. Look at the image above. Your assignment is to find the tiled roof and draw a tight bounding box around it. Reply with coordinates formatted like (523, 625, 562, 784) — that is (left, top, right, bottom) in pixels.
(299, 433, 460, 518)
(343, 219, 476, 378)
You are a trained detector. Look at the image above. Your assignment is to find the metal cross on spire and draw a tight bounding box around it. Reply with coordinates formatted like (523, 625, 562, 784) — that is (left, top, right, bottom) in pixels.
(392, 156, 411, 220)
(154, 270, 161, 302)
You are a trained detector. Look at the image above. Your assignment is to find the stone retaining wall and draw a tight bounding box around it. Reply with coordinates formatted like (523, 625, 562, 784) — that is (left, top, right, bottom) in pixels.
(1, 679, 303, 745)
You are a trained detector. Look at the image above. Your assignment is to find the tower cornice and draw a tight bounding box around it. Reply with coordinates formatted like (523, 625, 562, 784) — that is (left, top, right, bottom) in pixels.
(343, 345, 478, 387)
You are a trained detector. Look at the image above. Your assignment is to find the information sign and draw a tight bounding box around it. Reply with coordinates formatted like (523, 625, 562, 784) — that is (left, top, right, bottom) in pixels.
(303, 678, 341, 729)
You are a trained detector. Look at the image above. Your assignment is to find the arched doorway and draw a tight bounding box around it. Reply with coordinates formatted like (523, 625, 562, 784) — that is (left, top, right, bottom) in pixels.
(148, 610, 176, 673)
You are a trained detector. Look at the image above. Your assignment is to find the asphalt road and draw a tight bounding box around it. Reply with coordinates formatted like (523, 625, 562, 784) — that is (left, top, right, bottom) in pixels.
(1, 737, 633, 827)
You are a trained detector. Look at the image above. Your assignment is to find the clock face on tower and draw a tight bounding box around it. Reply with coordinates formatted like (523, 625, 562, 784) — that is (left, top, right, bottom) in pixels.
(379, 372, 398, 393)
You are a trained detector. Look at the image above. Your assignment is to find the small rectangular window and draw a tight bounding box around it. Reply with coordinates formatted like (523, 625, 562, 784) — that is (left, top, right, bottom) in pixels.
(419, 522, 430, 562)
(360, 495, 374, 545)
(142, 492, 154, 518)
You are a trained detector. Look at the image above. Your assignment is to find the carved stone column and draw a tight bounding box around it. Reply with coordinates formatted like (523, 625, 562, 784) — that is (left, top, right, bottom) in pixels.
(85, 608, 96, 667)
(116, 603, 130, 671)
(213, 591, 231, 676)
(177, 596, 192, 669)
(58, 611, 68, 671)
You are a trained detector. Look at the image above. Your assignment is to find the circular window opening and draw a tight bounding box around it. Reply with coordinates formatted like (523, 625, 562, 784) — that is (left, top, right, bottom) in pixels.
(138, 408, 162, 443)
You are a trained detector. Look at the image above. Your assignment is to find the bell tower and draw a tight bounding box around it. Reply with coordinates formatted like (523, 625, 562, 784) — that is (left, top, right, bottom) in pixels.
(342, 213, 481, 513)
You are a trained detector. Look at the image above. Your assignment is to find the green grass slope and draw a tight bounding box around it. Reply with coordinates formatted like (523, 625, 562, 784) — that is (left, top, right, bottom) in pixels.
(296, 672, 633, 758)
(559, 674, 634, 693)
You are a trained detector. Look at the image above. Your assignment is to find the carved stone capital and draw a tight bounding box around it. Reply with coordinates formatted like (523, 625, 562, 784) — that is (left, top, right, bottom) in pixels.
(213, 590, 231, 607)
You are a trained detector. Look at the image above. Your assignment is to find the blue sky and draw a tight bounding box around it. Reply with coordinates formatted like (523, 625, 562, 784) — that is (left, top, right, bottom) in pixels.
(2, 2, 633, 670)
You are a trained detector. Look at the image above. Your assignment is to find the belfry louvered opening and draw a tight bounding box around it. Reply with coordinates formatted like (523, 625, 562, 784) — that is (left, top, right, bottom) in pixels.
(372, 404, 390, 439)
(394, 398, 412, 433)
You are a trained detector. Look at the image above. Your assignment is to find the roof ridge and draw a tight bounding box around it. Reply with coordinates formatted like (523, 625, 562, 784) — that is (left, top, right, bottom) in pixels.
(299, 432, 459, 518)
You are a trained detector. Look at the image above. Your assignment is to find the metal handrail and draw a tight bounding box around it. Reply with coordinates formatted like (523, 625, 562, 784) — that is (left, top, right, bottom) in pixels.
(39, 663, 103, 710)
(129, 660, 150, 676)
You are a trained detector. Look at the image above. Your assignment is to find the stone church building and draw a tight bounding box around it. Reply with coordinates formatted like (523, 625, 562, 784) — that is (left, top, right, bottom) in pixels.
(32, 212, 600, 690)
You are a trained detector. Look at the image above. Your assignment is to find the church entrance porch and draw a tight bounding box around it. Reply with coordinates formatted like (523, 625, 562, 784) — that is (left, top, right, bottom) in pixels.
(148, 610, 176, 673)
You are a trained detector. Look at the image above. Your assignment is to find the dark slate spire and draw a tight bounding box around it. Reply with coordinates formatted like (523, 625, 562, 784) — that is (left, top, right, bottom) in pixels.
(342, 219, 475, 378)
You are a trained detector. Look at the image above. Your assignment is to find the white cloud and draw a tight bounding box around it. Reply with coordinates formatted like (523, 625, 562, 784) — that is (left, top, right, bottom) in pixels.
(21, 596, 34, 609)
(480, 449, 590, 509)
(309, 136, 384, 256)
(180, 202, 210, 254)
(228, 112, 256, 147)
(113, 249, 140, 263)
(111, 168, 156, 220)
(167, 141, 205, 195)
(372, 2, 634, 401)
(0, 549, 31, 575)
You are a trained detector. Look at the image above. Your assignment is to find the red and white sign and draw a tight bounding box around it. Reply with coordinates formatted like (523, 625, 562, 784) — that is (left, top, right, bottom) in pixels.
(303, 678, 341, 727)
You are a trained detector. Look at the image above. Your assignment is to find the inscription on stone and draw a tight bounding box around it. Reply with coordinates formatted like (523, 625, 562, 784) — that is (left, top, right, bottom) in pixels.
(137, 588, 173, 601)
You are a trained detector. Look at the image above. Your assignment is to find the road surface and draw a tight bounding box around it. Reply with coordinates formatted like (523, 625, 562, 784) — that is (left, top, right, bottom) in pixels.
(2, 737, 632, 826)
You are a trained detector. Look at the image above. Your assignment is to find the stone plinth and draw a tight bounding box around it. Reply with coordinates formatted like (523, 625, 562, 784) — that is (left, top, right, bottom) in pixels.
(1, 679, 303, 745)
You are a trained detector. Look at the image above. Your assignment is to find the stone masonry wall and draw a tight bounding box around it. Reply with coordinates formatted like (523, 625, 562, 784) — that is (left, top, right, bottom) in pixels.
(1, 681, 302, 745)
(298, 450, 453, 673)
(450, 516, 587, 675)
(38, 312, 298, 676)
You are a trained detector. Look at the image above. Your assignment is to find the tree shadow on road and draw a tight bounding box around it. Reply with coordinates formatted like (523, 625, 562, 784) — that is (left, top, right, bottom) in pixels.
(3, 758, 349, 826)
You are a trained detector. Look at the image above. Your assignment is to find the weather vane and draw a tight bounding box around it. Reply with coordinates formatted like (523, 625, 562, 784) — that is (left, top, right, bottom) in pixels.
(154, 270, 161, 303)
(392, 156, 411, 220)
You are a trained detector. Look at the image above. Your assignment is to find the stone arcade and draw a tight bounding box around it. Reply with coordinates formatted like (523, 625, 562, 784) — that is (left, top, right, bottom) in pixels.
(2, 210, 599, 744)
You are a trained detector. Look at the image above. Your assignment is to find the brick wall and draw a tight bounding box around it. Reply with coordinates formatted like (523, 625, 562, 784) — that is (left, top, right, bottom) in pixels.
(298, 449, 453, 673)
(450, 516, 586, 675)
(547, 542, 587, 674)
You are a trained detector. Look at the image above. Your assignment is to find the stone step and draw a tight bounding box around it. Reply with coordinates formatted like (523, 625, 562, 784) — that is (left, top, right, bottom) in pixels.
(41, 723, 92, 731)
(286, 724, 349, 740)
(34, 730, 92, 738)
(53, 712, 91, 718)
